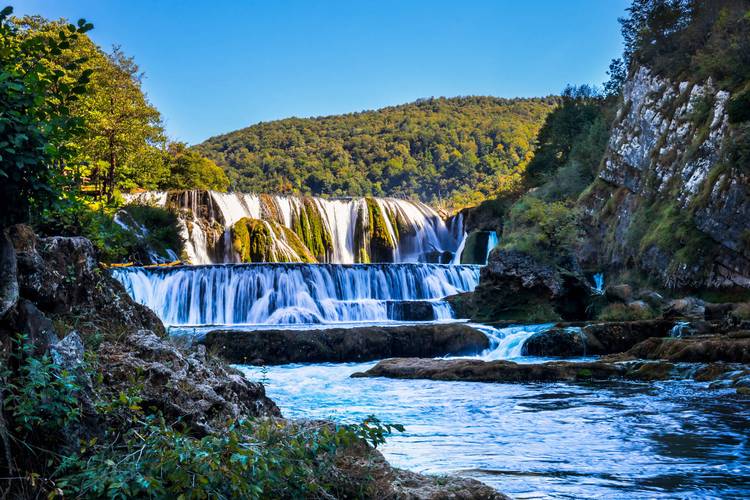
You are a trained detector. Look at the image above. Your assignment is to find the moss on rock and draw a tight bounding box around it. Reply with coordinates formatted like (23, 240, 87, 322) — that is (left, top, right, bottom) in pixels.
(232, 218, 315, 263)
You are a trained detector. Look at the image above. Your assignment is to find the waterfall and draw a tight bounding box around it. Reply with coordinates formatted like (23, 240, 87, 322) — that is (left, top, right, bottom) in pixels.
(126, 190, 461, 265)
(113, 263, 480, 326)
(450, 233, 468, 265)
(473, 323, 555, 360)
(485, 231, 499, 262)
(592, 273, 604, 294)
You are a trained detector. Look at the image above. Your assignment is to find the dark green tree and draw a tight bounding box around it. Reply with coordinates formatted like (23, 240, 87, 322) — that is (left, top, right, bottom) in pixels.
(0, 7, 92, 226)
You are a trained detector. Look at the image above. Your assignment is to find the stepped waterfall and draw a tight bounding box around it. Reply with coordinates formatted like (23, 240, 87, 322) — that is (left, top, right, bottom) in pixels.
(115, 190, 490, 329)
(127, 190, 464, 265)
(113, 263, 480, 326)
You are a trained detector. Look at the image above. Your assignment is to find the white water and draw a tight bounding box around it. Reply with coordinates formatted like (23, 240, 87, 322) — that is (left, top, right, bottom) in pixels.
(113, 263, 480, 326)
(126, 190, 462, 265)
(593, 272, 605, 294)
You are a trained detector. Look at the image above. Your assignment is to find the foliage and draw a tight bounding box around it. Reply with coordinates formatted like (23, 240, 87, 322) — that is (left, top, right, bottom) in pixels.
(11, 15, 226, 202)
(524, 85, 611, 191)
(620, 0, 750, 89)
(500, 196, 582, 263)
(2, 336, 81, 440)
(159, 142, 230, 192)
(195, 96, 557, 210)
(34, 196, 182, 264)
(1, 343, 403, 499)
(0, 8, 92, 226)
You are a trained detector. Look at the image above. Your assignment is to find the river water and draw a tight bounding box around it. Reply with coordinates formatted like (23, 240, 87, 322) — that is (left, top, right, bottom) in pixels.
(241, 360, 750, 499)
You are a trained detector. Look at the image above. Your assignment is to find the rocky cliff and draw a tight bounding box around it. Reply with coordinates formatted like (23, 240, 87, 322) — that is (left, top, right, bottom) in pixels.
(581, 66, 750, 290)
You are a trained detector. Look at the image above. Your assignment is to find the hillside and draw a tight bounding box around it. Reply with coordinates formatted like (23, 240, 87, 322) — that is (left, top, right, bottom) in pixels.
(194, 96, 556, 209)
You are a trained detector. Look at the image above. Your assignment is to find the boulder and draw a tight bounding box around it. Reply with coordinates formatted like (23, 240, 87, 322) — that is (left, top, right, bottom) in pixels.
(353, 357, 750, 388)
(458, 249, 592, 322)
(200, 323, 490, 365)
(604, 283, 633, 303)
(581, 320, 675, 354)
(663, 297, 706, 319)
(521, 327, 587, 357)
(522, 320, 676, 357)
(8, 225, 164, 338)
(99, 330, 280, 434)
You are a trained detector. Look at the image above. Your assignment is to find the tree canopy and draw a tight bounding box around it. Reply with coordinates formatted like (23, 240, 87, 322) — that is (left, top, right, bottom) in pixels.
(194, 96, 557, 210)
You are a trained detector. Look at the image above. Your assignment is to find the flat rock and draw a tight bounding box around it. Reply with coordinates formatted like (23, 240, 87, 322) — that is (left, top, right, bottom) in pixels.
(201, 323, 490, 365)
(352, 358, 628, 382)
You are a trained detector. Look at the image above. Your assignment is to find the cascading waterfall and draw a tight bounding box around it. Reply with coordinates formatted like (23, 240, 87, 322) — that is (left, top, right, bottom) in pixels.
(126, 190, 462, 265)
(113, 263, 480, 326)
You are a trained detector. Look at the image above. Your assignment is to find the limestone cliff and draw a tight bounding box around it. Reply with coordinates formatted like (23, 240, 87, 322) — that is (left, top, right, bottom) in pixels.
(581, 66, 749, 290)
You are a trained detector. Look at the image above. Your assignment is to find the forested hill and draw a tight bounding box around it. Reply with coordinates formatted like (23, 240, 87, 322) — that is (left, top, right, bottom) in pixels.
(194, 96, 557, 209)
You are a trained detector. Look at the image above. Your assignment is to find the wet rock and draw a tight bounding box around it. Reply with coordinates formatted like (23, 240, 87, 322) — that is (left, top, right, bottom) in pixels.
(581, 320, 675, 354)
(605, 283, 633, 303)
(99, 330, 280, 434)
(352, 357, 628, 383)
(462, 249, 591, 322)
(663, 298, 706, 319)
(0, 231, 18, 319)
(624, 334, 750, 363)
(201, 323, 490, 365)
(522, 327, 587, 357)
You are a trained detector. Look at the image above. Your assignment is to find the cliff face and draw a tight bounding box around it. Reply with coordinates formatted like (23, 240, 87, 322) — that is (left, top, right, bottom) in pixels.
(582, 66, 750, 290)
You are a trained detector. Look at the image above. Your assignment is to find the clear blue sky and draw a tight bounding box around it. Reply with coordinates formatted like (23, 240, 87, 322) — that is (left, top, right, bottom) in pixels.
(16, 0, 629, 145)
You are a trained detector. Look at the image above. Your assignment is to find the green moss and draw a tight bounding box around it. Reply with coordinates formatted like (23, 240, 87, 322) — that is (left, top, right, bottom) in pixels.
(291, 198, 334, 261)
(231, 217, 315, 263)
(365, 197, 396, 262)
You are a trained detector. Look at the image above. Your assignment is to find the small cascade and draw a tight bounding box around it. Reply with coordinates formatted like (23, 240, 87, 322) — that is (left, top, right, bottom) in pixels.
(113, 263, 480, 326)
(670, 321, 690, 338)
(592, 273, 605, 294)
(450, 233, 468, 265)
(127, 190, 462, 265)
(473, 323, 555, 360)
(485, 231, 499, 263)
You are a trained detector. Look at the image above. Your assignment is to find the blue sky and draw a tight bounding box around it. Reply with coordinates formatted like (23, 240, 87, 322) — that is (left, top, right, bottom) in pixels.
(16, 0, 629, 145)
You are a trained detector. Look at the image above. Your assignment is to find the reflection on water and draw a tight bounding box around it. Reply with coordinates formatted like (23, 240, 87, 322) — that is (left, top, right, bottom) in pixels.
(239, 362, 750, 499)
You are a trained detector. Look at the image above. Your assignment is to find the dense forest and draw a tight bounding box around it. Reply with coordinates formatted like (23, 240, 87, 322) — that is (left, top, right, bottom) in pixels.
(195, 97, 556, 209)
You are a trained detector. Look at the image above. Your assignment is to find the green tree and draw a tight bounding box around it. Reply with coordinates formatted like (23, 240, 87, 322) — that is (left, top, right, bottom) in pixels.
(0, 7, 92, 226)
(75, 45, 165, 200)
(160, 142, 230, 191)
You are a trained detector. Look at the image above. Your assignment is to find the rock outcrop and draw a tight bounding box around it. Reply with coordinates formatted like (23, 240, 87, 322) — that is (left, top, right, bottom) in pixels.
(579, 66, 750, 290)
(99, 330, 279, 434)
(200, 323, 490, 365)
(451, 249, 592, 322)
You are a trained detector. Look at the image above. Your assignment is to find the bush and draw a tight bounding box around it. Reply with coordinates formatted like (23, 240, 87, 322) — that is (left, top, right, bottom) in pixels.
(1, 343, 404, 499)
(500, 196, 582, 263)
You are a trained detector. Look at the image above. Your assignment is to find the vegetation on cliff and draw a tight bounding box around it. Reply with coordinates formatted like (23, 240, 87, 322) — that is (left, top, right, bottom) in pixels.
(232, 217, 316, 263)
(195, 96, 556, 209)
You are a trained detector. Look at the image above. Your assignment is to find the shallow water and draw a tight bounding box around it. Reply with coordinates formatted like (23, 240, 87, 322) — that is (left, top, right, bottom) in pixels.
(239, 362, 750, 499)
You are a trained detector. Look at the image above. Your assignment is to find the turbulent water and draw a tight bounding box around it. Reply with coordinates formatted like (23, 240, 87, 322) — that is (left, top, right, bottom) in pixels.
(113, 263, 479, 326)
(248, 359, 750, 499)
(127, 190, 464, 265)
